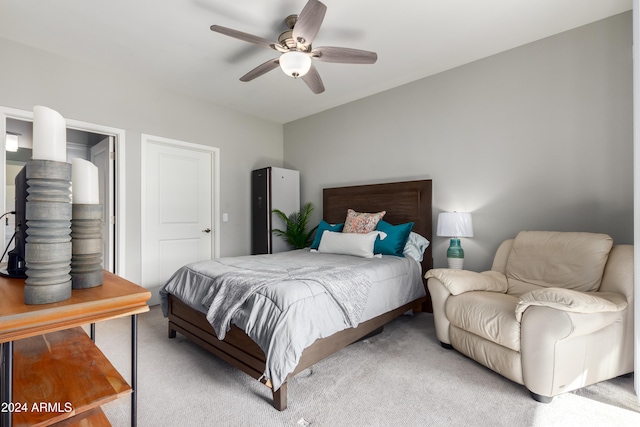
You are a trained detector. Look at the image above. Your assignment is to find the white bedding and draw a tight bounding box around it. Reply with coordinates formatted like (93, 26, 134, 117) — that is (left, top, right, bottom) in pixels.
(159, 249, 425, 391)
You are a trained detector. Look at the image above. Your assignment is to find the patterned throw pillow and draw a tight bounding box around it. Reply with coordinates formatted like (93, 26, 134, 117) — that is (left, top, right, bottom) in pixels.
(343, 209, 386, 233)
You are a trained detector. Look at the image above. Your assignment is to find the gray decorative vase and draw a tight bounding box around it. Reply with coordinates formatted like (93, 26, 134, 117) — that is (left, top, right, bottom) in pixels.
(24, 159, 72, 304)
(71, 204, 103, 288)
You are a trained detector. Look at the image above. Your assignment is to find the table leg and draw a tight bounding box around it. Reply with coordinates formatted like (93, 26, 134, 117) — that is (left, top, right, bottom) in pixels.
(131, 314, 138, 427)
(1, 341, 13, 427)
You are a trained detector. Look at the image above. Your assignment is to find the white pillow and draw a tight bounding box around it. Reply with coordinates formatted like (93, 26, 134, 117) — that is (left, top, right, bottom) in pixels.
(317, 231, 382, 258)
(403, 232, 431, 262)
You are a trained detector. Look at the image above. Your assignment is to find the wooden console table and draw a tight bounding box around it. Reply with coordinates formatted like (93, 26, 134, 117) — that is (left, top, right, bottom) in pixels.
(0, 271, 151, 427)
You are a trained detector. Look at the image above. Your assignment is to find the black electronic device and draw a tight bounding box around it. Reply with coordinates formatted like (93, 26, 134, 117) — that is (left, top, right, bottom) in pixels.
(0, 165, 27, 278)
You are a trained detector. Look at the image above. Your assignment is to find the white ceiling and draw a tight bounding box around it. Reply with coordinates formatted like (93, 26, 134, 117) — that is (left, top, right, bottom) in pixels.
(0, 0, 632, 124)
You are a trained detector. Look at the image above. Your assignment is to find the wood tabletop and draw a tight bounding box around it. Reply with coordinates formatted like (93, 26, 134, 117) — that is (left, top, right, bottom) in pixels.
(0, 270, 151, 343)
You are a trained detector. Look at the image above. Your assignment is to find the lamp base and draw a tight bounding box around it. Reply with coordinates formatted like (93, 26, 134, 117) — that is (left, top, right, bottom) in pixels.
(446, 238, 465, 269)
(447, 257, 464, 269)
(24, 159, 72, 305)
(71, 204, 104, 289)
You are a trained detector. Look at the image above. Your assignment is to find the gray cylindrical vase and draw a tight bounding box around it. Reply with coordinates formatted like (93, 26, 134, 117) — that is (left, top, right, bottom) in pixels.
(71, 204, 103, 288)
(24, 159, 72, 305)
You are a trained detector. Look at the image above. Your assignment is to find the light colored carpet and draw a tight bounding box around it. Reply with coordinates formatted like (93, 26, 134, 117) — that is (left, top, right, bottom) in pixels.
(95, 305, 639, 426)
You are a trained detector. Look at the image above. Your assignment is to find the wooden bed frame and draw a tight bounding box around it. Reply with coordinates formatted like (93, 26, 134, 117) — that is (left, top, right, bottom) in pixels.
(167, 179, 433, 410)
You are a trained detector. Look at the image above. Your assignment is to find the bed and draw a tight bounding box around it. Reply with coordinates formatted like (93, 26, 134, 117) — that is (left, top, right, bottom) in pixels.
(161, 179, 433, 410)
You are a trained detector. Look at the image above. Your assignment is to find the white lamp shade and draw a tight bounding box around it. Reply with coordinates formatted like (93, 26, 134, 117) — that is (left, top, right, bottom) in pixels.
(5, 134, 19, 152)
(437, 212, 474, 238)
(279, 51, 312, 78)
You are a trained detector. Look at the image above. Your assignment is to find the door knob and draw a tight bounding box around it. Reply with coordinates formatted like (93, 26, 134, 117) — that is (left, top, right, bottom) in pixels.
(203, 228, 211, 233)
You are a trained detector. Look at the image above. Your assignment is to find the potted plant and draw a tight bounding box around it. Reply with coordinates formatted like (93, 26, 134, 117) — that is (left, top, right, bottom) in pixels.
(272, 202, 318, 249)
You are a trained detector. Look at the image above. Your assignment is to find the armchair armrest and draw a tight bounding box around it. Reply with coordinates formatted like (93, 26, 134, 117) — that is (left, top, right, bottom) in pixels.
(424, 269, 508, 295)
(516, 288, 627, 322)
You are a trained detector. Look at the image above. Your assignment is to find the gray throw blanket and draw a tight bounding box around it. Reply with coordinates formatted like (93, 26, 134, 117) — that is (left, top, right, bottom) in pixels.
(201, 265, 372, 340)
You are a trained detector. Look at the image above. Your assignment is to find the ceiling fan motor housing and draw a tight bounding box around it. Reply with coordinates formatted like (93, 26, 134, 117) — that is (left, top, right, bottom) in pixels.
(278, 29, 298, 50)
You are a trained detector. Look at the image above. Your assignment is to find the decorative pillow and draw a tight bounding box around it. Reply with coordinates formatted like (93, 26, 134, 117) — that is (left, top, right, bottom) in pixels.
(310, 220, 344, 249)
(403, 232, 431, 262)
(343, 209, 386, 233)
(374, 220, 414, 257)
(317, 230, 380, 258)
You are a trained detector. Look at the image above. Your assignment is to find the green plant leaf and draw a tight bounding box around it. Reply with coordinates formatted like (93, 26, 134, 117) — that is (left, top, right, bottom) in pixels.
(272, 202, 317, 249)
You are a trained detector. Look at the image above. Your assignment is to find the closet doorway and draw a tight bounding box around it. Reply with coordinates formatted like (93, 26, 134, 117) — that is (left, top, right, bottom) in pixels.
(1, 106, 125, 274)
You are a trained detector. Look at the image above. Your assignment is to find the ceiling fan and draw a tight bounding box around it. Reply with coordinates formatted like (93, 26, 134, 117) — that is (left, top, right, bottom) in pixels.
(210, 0, 377, 94)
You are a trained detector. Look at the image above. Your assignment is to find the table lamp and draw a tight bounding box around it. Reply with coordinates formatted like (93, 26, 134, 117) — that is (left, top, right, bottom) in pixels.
(437, 212, 474, 269)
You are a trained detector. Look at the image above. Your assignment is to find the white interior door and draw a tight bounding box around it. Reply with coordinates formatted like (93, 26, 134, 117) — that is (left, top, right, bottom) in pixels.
(142, 136, 215, 304)
(90, 136, 115, 272)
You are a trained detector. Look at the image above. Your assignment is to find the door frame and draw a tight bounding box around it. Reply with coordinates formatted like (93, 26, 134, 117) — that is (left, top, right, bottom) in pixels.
(90, 136, 116, 272)
(140, 134, 220, 287)
(0, 105, 127, 276)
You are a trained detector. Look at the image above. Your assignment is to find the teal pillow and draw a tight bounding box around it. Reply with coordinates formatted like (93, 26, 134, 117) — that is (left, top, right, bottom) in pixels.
(374, 220, 414, 256)
(311, 220, 344, 249)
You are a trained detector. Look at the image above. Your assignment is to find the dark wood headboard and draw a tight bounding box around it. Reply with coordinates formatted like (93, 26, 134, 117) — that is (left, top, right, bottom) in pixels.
(322, 180, 433, 274)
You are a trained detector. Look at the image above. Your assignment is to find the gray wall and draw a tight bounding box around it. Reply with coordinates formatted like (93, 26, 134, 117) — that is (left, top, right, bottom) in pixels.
(0, 12, 631, 280)
(284, 12, 633, 272)
(0, 37, 284, 284)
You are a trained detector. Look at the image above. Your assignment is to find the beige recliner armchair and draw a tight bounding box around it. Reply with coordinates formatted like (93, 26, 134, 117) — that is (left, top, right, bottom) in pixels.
(425, 231, 634, 402)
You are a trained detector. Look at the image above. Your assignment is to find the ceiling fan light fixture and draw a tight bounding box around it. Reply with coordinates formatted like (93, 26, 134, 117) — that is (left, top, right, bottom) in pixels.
(279, 51, 311, 78)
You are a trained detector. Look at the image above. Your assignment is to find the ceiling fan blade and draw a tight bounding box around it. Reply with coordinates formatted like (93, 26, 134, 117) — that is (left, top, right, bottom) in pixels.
(301, 64, 325, 94)
(292, 0, 327, 47)
(239, 58, 280, 82)
(210, 25, 277, 50)
(311, 46, 377, 64)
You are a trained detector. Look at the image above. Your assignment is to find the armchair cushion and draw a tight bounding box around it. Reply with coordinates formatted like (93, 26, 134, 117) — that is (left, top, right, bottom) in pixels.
(425, 269, 508, 295)
(515, 288, 628, 322)
(448, 292, 521, 351)
(506, 231, 613, 292)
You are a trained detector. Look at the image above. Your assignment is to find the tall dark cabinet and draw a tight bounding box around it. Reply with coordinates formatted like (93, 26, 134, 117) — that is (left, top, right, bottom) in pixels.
(251, 167, 300, 254)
